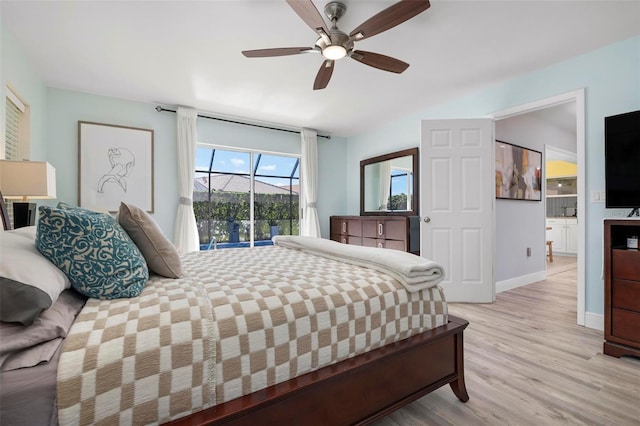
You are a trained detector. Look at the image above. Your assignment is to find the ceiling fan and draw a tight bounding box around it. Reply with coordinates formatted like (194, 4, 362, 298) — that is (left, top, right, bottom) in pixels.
(242, 0, 431, 90)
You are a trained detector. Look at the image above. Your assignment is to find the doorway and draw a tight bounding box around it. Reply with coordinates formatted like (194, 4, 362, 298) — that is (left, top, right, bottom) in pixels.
(491, 89, 586, 326)
(545, 144, 578, 275)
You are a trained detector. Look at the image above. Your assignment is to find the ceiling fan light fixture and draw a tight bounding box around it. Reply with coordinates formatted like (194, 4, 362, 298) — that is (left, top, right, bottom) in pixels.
(242, 0, 432, 89)
(322, 45, 347, 60)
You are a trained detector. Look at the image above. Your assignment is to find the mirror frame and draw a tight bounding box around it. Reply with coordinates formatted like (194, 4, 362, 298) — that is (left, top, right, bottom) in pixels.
(360, 147, 419, 216)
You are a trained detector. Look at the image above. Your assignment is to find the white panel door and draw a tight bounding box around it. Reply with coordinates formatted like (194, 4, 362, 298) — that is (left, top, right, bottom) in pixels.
(420, 119, 495, 303)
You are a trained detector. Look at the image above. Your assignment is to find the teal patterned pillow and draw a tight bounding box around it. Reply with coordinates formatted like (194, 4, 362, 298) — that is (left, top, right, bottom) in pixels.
(36, 205, 148, 299)
(56, 201, 85, 211)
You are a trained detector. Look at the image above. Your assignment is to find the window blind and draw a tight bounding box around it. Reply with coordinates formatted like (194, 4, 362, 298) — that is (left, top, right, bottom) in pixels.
(4, 92, 26, 228)
(5, 97, 22, 160)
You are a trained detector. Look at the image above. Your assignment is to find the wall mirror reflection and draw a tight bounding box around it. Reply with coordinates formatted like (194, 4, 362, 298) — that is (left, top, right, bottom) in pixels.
(360, 148, 419, 216)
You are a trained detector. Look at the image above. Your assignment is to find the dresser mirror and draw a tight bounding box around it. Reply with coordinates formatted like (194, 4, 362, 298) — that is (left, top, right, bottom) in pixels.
(360, 147, 419, 216)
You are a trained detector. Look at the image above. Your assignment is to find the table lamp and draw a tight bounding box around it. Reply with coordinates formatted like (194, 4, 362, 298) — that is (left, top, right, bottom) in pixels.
(0, 160, 57, 228)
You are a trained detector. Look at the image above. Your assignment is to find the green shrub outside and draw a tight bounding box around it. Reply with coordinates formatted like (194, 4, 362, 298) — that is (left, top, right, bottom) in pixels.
(194, 191, 299, 244)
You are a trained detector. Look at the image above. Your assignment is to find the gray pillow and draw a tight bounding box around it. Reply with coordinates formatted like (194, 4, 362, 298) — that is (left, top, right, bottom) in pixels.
(0, 227, 70, 326)
(118, 202, 182, 278)
(0, 289, 86, 371)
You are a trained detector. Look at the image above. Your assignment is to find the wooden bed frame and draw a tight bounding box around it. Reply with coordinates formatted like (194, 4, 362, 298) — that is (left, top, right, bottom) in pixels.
(169, 315, 469, 426)
(0, 199, 467, 424)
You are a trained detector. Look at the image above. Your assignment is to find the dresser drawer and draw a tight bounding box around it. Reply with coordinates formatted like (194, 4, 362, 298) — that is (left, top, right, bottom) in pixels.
(362, 220, 379, 238)
(346, 236, 362, 246)
(331, 233, 362, 245)
(361, 219, 408, 241)
(384, 220, 407, 241)
(361, 237, 381, 248)
(612, 308, 640, 343)
(330, 218, 365, 237)
(347, 219, 363, 237)
(330, 233, 344, 244)
(330, 215, 419, 255)
(612, 279, 640, 312)
(612, 249, 640, 280)
(330, 219, 345, 236)
(361, 237, 406, 251)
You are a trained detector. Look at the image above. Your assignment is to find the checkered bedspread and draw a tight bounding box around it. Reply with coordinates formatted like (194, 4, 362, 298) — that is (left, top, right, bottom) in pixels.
(57, 244, 447, 425)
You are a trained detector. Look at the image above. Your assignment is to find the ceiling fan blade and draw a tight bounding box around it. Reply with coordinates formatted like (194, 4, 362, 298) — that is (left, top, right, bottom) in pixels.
(313, 60, 334, 90)
(286, 0, 329, 35)
(349, 0, 430, 41)
(351, 50, 409, 74)
(242, 47, 313, 58)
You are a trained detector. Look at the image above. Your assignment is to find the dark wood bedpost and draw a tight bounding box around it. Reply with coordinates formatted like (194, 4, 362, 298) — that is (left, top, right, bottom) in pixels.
(449, 317, 469, 402)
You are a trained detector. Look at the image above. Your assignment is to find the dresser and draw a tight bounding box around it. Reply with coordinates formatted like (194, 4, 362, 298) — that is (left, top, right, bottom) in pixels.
(603, 219, 640, 358)
(330, 215, 420, 255)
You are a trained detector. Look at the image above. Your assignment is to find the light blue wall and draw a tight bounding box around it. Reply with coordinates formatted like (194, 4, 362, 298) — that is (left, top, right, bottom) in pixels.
(346, 35, 640, 316)
(46, 89, 347, 239)
(1, 24, 48, 161)
(46, 89, 179, 233)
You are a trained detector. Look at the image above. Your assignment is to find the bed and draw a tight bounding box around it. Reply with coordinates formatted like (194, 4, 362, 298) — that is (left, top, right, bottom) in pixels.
(0, 200, 468, 425)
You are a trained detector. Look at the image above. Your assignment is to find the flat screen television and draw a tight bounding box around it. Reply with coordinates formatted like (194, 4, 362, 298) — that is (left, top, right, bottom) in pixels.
(604, 109, 640, 216)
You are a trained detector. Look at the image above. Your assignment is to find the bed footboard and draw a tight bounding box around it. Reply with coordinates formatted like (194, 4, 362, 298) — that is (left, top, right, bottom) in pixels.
(169, 315, 469, 426)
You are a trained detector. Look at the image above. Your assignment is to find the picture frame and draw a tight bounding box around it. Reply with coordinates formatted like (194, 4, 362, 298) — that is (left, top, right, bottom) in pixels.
(495, 140, 542, 201)
(78, 121, 154, 212)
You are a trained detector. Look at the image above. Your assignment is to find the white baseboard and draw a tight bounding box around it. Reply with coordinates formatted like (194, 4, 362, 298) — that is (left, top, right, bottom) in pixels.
(496, 271, 547, 293)
(584, 312, 604, 331)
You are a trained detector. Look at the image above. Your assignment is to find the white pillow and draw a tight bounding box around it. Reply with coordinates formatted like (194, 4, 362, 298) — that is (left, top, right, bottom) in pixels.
(0, 226, 70, 325)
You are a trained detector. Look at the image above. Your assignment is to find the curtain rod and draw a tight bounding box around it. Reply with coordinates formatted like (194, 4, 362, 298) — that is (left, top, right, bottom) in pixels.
(155, 106, 331, 140)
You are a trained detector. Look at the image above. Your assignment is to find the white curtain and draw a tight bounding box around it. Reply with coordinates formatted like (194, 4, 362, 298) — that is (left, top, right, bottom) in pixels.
(300, 128, 321, 237)
(379, 161, 391, 210)
(173, 107, 200, 253)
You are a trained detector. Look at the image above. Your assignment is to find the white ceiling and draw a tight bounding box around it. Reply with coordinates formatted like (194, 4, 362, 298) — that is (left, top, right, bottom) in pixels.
(2, 1, 639, 137)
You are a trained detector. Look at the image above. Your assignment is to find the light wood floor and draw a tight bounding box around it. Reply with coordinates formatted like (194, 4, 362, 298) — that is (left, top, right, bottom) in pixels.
(546, 254, 578, 276)
(375, 262, 640, 425)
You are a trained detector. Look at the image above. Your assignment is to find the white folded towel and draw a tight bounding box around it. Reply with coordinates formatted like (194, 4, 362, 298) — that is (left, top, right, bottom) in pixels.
(273, 235, 444, 292)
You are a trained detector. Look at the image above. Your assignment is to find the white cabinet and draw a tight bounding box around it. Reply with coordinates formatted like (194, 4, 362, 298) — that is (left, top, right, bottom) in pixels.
(546, 219, 566, 253)
(546, 218, 577, 255)
(566, 220, 578, 253)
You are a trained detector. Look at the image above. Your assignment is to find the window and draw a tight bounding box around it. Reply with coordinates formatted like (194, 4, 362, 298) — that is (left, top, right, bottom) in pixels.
(3, 86, 30, 228)
(389, 167, 413, 210)
(4, 86, 30, 161)
(194, 146, 300, 249)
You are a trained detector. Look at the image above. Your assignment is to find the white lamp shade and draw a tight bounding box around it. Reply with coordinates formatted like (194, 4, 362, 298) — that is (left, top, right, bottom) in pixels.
(0, 160, 57, 199)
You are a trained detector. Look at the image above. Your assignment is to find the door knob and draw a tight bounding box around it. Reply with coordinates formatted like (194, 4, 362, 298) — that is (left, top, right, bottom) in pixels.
(423, 217, 431, 223)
